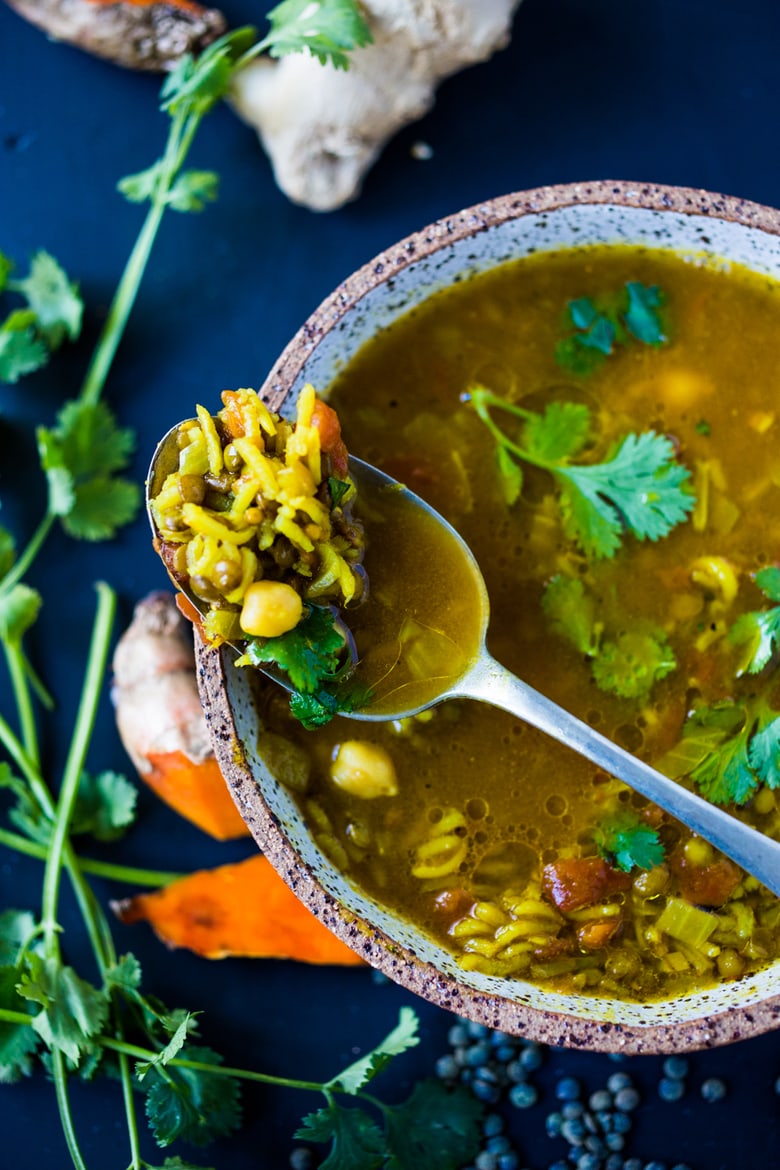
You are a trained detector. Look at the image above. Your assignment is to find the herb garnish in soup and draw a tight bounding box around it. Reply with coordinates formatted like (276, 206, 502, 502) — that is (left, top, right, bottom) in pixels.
(254, 244, 780, 1002)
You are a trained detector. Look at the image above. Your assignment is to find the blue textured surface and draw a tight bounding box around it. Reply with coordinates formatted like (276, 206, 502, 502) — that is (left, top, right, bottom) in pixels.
(2, 1, 780, 1167)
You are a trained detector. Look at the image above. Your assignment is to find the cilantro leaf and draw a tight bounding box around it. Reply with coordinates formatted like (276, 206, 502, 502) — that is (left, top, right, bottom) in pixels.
(748, 714, 780, 789)
(541, 574, 599, 657)
(160, 29, 258, 118)
(118, 161, 166, 206)
(136, 1013, 198, 1081)
(36, 400, 140, 540)
(70, 770, 137, 842)
(244, 604, 344, 692)
(0, 321, 48, 382)
(384, 1079, 483, 1170)
(265, 0, 373, 70)
(17, 956, 108, 1064)
(523, 401, 591, 464)
(328, 476, 352, 509)
(495, 445, 523, 505)
(469, 387, 693, 559)
(0, 909, 38, 966)
(590, 628, 676, 700)
(556, 431, 694, 559)
(691, 724, 757, 806)
(104, 953, 143, 996)
(624, 281, 666, 345)
(2, 763, 50, 845)
(328, 1007, 420, 1094)
(0, 966, 39, 1083)
(729, 567, 780, 674)
(655, 701, 746, 781)
(296, 1103, 385, 1170)
(9, 250, 82, 348)
(288, 677, 372, 728)
(143, 1044, 241, 1147)
(556, 282, 667, 375)
(594, 811, 665, 872)
(755, 565, 780, 602)
(166, 170, 220, 214)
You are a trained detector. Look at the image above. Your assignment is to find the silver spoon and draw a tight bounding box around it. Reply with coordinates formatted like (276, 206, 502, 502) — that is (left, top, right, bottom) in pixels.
(148, 427, 780, 897)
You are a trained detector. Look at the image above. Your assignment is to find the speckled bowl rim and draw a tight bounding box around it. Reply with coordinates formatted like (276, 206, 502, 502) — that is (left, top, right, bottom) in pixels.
(198, 181, 780, 1054)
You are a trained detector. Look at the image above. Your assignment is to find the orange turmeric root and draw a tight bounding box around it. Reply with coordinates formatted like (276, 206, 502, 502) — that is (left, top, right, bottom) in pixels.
(6, 0, 226, 71)
(111, 591, 249, 840)
(112, 853, 364, 964)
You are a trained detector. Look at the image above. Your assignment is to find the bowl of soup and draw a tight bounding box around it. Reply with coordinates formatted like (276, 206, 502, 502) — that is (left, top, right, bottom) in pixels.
(194, 181, 780, 1053)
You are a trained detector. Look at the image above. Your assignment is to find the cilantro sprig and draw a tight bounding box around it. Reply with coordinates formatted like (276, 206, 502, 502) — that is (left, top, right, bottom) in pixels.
(653, 568, 780, 807)
(657, 699, 780, 807)
(729, 565, 780, 675)
(469, 386, 694, 560)
(555, 281, 668, 376)
(594, 810, 665, 872)
(242, 604, 372, 727)
(0, 250, 83, 384)
(542, 574, 677, 699)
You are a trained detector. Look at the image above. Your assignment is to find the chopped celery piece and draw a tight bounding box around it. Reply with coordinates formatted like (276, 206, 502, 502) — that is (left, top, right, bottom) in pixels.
(656, 897, 717, 949)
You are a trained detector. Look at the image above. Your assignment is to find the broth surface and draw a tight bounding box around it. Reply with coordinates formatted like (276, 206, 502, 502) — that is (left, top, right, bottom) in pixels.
(256, 246, 780, 1001)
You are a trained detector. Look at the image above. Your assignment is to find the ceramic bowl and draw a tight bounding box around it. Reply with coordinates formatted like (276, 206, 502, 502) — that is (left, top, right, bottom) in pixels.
(196, 181, 780, 1054)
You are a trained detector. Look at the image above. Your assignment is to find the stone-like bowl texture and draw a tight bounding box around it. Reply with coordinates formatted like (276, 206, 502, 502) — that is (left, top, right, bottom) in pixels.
(196, 181, 780, 1054)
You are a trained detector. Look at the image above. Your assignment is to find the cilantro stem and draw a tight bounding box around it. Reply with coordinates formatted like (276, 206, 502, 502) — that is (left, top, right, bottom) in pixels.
(42, 582, 116, 948)
(0, 511, 56, 594)
(52, 1048, 89, 1170)
(80, 107, 198, 410)
(101, 1036, 326, 1094)
(0, 1007, 35, 1026)
(0, 825, 184, 886)
(2, 640, 41, 764)
(0, 706, 42, 791)
(469, 387, 558, 471)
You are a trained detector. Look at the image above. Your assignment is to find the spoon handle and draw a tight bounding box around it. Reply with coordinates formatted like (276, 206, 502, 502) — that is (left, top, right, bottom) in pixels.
(456, 652, 780, 897)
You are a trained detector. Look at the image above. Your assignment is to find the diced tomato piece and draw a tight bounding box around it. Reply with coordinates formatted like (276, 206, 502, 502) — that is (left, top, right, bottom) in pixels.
(670, 849, 741, 907)
(543, 857, 631, 912)
(311, 398, 349, 477)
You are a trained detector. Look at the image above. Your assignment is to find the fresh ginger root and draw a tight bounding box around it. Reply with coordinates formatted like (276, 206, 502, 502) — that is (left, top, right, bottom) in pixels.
(111, 591, 249, 840)
(230, 0, 524, 211)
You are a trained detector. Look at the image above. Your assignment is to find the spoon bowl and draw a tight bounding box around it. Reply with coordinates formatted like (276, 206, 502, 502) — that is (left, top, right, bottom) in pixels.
(147, 423, 780, 896)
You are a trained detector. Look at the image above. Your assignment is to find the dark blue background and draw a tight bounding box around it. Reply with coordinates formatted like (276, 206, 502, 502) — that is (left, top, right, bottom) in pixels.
(2, 1, 780, 1167)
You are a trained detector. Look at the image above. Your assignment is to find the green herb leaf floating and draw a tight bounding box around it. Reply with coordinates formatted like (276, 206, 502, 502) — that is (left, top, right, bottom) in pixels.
(594, 811, 665, 873)
(555, 281, 667, 375)
(590, 628, 677, 700)
(729, 565, 780, 674)
(243, 603, 345, 693)
(541, 575, 599, 657)
(470, 386, 695, 560)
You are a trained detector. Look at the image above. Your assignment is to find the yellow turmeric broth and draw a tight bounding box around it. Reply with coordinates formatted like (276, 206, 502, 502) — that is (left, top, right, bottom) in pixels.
(256, 245, 780, 1002)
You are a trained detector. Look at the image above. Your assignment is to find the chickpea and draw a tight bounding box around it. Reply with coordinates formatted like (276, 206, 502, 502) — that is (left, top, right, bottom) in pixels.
(239, 580, 303, 638)
(330, 741, 399, 799)
(683, 836, 715, 867)
(716, 948, 745, 979)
